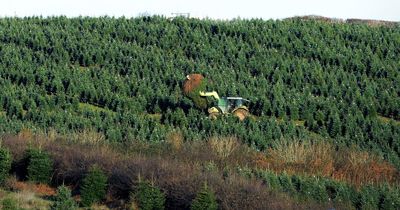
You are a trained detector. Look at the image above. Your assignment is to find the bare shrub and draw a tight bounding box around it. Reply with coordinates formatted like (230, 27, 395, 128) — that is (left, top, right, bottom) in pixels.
(334, 149, 398, 187)
(265, 139, 399, 186)
(208, 136, 240, 159)
(17, 128, 34, 141)
(306, 141, 334, 176)
(69, 129, 106, 145)
(166, 130, 184, 151)
(3, 175, 20, 191)
(2, 136, 31, 179)
(46, 143, 120, 186)
(269, 138, 309, 164)
(3, 175, 55, 197)
(267, 139, 335, 175)
(45, 128, 59, 142)
(178, 140, 217, 164)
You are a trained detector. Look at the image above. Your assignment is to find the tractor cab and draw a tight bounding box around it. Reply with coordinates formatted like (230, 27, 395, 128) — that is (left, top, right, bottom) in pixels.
(218, 97, 250, 114)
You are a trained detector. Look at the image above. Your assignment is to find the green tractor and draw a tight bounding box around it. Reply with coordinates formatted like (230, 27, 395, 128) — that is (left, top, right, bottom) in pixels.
(183, 74, 251, 120)
(199, 90, 250, 120)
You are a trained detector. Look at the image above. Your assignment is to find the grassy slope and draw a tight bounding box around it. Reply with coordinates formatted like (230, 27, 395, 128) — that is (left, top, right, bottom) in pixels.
(0, 188, 51, 210)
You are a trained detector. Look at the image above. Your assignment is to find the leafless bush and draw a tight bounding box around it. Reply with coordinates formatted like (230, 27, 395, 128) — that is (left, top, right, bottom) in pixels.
(68, 129, 106, 145)
(270, 138, 309, 164)
(208, 136, 240, 159)
(166, 130, 184, 151)
(334, 148, 399, 187)
(265, 138, 399, 187)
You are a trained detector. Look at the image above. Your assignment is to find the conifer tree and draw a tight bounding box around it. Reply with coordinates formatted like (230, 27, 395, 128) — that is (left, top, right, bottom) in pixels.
(80, 165, 108, 207)
(26, 148, 53, 184)
(134, 180, 165, 210)
(190, 184, 218, 210)
(0, 146, 11, 185)
(51, 185, 78, 210)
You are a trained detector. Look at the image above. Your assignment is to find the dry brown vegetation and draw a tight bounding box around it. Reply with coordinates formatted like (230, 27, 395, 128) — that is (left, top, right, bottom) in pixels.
(4, 176, 56, 197)
(1, 130, 399, 209)
(0, 132, 329, 209)
(2, 191, 51, 209)
(256, 139, 399, 188)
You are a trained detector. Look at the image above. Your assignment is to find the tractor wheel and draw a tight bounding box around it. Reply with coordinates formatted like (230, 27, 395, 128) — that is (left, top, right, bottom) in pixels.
(232, 108, 249, 121)
(208, 107, 220, 120)
(209, 112, 220, 120)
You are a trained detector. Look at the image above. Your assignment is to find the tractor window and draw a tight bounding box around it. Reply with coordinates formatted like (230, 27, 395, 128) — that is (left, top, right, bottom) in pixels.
(235, 100, 243, 107)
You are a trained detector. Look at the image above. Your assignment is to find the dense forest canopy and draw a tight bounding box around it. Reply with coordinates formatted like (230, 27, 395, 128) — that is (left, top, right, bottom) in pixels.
(0, 16, 399, 167)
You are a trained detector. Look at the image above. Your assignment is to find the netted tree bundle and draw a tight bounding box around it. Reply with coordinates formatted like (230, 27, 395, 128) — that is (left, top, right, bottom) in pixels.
(183, 74, 209, 109)
(183, 74, 204, 94)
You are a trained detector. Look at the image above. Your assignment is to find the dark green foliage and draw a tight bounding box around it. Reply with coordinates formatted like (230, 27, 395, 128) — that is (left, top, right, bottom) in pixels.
(26, 148, 53, 184)
(358, 185, 380, 210)
(292, 176, 329, 202)
(185, 78, 210, 110)
(327, 111, 341, 138)
(1, 198, 20, 210)
(323, 179, 356, 204)
(51, 185, 78, 210)
(105, 127, 123, 142)
(0, 146, 12, 185)
(0, 16, 399, 169)
(257, 170, 281, 190)
(278, 172, 295, 193)
(378, 185, 400, 210)
(256, 170, 400, 209)
(134, 181, 165, 210)
(190, 184, 218, 210)
(80, 165, 108, 207)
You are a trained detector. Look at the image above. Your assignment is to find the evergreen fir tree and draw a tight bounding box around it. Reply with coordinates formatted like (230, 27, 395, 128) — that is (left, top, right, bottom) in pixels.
(80, 165, 108, 207)
(26, 148, 53, 184)
(51, 185, 78, 210)
(134, 180, 165, 210)
(190, 184, 218, 210)
(0, 146, 12, 185)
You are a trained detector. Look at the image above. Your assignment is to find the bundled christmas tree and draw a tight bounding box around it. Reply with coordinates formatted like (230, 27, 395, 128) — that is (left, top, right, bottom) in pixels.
(183, 74, 209, 109)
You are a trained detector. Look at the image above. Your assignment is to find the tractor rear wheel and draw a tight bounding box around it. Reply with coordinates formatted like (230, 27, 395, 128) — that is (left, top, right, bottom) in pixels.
(232, 108, 249, 121)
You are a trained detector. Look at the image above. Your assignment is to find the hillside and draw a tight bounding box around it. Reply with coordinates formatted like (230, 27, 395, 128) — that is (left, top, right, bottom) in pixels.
(0, 16, 399, 209)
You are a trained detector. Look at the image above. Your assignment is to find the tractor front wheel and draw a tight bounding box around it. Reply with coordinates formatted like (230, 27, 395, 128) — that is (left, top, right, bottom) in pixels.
(209, 112, 220, 120)
(208, 107, 220, 120)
